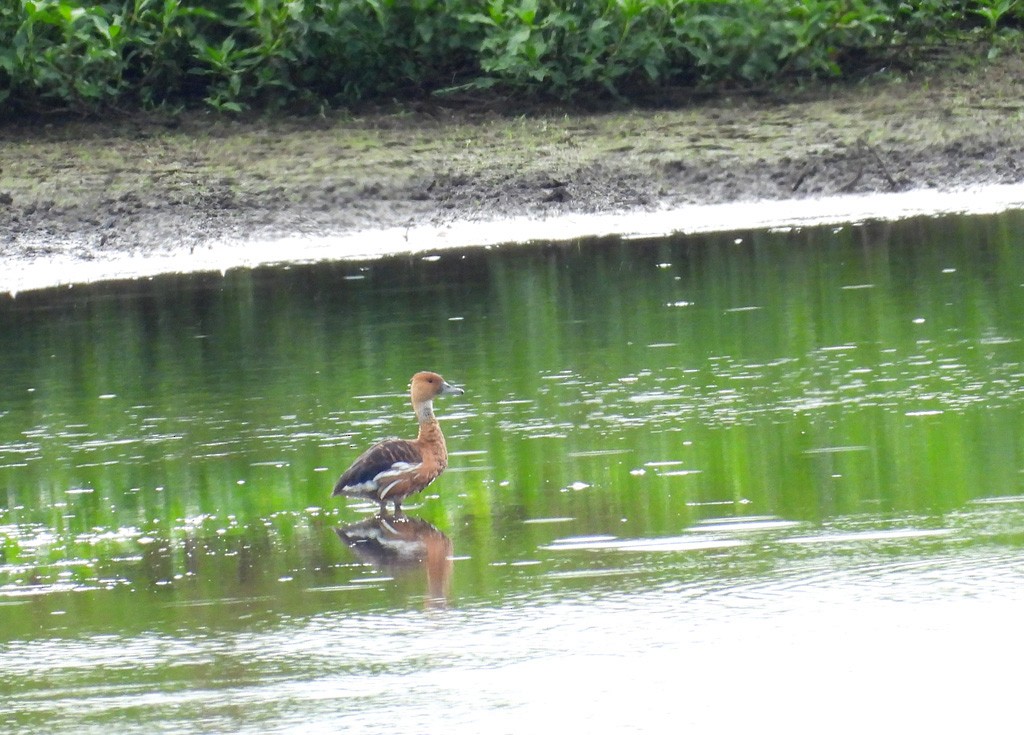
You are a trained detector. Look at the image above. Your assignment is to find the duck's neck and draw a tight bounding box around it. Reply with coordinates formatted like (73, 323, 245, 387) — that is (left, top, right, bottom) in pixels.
(415, 399, 445, 442)
(415, 398, 436, 426)
(414, 399, 448, 464)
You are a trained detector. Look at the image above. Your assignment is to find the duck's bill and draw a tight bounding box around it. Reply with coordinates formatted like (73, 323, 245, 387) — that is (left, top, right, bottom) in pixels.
(441, 380, 465, 396)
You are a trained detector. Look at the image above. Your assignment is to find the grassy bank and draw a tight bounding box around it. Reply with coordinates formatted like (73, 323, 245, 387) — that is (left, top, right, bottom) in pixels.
(1, 0, 1021, 116)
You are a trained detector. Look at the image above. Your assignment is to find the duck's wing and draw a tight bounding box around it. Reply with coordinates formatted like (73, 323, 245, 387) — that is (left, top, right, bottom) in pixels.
(332, 438, 422, 497)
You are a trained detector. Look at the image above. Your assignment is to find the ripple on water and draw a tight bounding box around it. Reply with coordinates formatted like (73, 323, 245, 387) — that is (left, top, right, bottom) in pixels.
(779, 527, 954, 545)
(3, 506, 1024, 734)
(542, 534, 748, 553)
(694, 516, 802, 533)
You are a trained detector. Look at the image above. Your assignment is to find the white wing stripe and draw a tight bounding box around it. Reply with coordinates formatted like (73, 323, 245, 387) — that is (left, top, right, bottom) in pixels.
(376, 462, 416, 477)
(340, 462, 422, 495)
(374, 462, 422, 499)
(378, 480, 403, 500)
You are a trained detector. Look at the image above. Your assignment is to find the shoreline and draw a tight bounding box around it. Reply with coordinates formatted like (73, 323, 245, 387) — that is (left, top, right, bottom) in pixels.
(3, 51, 1024, 295)
(4, 182, 1023, 296)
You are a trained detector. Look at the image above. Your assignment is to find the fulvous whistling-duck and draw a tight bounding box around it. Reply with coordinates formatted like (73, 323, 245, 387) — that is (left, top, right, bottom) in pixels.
(332, 371, 464, 513)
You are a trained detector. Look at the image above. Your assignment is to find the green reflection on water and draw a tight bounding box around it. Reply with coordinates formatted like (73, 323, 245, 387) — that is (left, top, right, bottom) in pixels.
(1, 212, 1023, 631)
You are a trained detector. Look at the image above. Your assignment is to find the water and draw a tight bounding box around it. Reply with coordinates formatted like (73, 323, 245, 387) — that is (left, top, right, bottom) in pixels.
(2, 212, 1024, 732)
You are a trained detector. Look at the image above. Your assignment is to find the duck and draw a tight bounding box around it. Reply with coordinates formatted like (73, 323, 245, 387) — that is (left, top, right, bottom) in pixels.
(332, 371, 464, 514)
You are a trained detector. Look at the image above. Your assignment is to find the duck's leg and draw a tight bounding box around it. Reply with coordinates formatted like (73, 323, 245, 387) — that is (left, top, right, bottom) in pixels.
(378, 499, 387, 515)
(393, 499, 404, 517)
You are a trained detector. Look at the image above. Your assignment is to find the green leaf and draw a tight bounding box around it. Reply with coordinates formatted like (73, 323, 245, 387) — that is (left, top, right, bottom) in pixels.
(516, 0, 538, 26)
(58, 3, 86, 24)
(506, 25, 531, 54)
(459, 13, 496, 27)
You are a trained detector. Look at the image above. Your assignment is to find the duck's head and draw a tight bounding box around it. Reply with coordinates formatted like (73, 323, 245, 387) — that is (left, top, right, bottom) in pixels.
(410, 371, 465, 405)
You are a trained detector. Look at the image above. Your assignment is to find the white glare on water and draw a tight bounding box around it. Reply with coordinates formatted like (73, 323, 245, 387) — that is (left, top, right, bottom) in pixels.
(4, 183, 1024, 295)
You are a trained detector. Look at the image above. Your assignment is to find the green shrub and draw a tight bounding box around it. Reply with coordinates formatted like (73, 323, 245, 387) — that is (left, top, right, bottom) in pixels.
(0, 0, 1018, 115)
(297, 0, 483, 103)
(1, 1, 127, 110)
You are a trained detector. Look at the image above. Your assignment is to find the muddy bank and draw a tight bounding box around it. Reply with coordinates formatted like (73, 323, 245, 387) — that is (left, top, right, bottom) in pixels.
(2, 51, 1024, 291)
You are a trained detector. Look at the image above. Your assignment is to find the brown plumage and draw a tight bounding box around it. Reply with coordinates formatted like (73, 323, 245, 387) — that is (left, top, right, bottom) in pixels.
(332, 371, 465, 513)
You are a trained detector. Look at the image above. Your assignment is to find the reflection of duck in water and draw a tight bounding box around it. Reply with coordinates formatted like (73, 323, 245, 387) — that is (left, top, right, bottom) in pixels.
(336, 514, 453, 602)
(333, 371, 464, 514)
